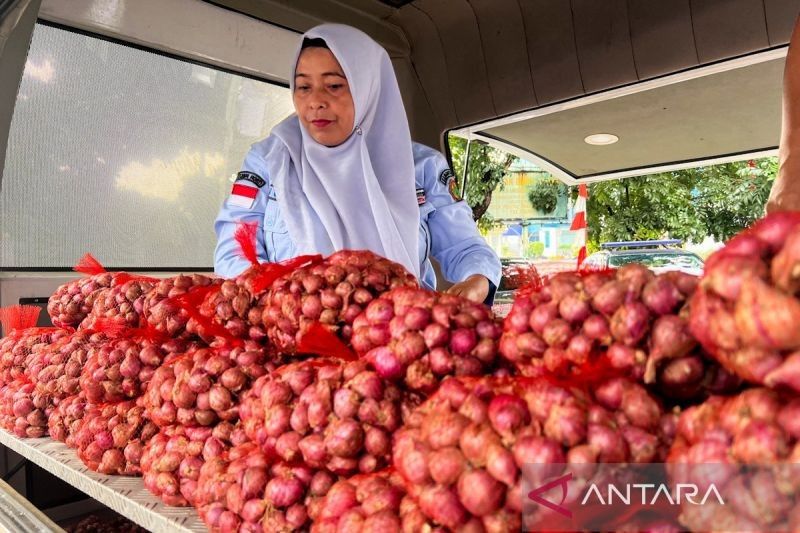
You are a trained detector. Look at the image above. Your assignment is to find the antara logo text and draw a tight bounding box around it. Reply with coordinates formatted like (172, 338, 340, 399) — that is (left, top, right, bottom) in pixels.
(580, 483, 726, 506)
(528, 472, 726, 516)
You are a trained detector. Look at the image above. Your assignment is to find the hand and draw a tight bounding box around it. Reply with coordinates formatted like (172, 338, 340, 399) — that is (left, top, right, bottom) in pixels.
(445, 274, 490, 303)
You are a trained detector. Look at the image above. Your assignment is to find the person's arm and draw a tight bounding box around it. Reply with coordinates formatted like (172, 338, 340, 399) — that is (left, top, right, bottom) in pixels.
(213, 148, 271, 278)
(422, 149, 502, 304)
(767, 14, 800, 213)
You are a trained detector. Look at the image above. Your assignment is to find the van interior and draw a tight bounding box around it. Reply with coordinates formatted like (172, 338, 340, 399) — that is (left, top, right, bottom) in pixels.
(0, 0, 798, 527)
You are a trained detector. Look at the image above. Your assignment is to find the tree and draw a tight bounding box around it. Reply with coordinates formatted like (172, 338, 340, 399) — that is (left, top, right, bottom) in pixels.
(448, 136, 515, 231)
(527, 179, 564, 213)
(586, 158, 777, 251)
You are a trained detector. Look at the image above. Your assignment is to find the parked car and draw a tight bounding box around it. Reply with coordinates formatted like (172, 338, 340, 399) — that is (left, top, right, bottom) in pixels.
(582, 240, 705, 276)
(493, 258, 541, 313)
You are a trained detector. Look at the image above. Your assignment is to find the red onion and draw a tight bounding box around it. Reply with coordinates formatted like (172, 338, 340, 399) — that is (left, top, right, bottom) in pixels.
(143, 345, 274, 428)
(263, 250, 417, 353)
(500, 267, 729, 400)
(80, 278, 156, 330)
(353, 287, 501, 394)
(690, 213, 800, 392)
(240, 359, 404, 478)
(73, 398, 158, 475)
(142, 274, 218, 339)
(141, 422, 245, 506)
(394, 376, 672, 530)
(195, 442, 322, 531)
(0, 328, 69, 386)
(311, 471, 405, 532)
(47, 392, 87, 446)
(79, 336, 188, 403)
(47, 273, 114, 328)
(667, 387, 800, 531)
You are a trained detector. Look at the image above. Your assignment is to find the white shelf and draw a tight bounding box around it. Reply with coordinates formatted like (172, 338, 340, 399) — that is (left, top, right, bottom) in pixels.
(0, 429, 206, 532)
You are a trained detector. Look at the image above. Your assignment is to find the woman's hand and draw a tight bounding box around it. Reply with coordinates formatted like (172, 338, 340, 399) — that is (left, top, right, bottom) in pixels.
(445, 274, 490, 303)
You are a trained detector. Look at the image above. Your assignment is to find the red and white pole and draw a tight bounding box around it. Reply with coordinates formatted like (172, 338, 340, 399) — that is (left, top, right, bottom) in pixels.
(570, 184, 588, 268)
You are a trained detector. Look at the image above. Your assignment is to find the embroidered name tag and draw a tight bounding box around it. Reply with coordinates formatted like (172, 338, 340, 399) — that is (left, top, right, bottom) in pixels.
(235, 171, 266, 189)
(438, 168, 454, 186)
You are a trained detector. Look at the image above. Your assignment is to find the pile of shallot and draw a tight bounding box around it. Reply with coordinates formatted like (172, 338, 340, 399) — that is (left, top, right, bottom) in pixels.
(690, 212, 800, 391)
(351, 287, 502, 393)
(668, 387, 800, 531)
(262, 250, 417, 353)
(393, 376, 674, 530)
(500, 266, 739, 400)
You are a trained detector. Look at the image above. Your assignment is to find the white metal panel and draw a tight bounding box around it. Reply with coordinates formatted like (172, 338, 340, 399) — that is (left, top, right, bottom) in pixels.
(38, 0, 300, 83)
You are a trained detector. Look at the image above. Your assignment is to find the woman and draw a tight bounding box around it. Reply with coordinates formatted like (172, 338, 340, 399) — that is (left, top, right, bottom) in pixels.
(214, 24, 501, 304)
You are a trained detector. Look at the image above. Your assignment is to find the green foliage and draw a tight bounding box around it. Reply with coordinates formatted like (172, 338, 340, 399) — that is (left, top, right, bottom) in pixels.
(448, 136, 514, 228)
(526, 241, 545, 258)
(476, 213, 500, 233)
(586, 158, 777, 249)
(527, 179, 562, 213)
(446, 130, 775, 250)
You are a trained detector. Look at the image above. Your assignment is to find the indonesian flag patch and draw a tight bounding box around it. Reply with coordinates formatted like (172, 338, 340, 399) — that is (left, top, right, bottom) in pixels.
(228, 183, 259, 208)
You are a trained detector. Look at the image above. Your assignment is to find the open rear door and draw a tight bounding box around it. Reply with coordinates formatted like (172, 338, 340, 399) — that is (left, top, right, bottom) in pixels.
(0, 0, 40, 187)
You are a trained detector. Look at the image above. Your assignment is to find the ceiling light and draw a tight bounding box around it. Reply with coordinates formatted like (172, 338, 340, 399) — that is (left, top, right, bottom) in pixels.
(584, 133, 619, 146)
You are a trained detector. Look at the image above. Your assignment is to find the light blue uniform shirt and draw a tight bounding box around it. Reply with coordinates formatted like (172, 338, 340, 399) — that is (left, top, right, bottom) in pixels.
(214, 141, 501, 299)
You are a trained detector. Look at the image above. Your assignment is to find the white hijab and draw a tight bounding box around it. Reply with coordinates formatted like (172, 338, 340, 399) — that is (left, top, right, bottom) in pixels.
(265, 24, 420, 277)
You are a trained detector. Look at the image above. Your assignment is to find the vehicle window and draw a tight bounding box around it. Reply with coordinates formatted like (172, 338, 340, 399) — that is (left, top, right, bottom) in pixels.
(608, 253, 703, 269)
(1, 24, 295, 269)
(447, 135, 576, 262)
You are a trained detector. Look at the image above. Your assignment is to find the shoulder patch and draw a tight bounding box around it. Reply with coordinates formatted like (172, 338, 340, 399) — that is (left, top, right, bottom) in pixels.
(416, 188, 426, 206)
(438, 168, 454, 186)
(229, 183, 258, 208)
(235, 171, 266, 189)
(448, 176, 462, 201)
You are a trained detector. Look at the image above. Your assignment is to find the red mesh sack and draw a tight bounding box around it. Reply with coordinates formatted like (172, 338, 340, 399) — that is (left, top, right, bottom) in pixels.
(184, 223, 323, 346)
(142, 274, 219, 339)
(27, 330, 105, 401)
(310, 470, 406, 533)
(689, 212, 800, 392)
(500, 266, 737, 401)
(180, 261, 317, 347)
(72, 398, 158, 475)
(500, 262, 541, 292)
(80, 273, 159, 331)
(0, 378, 53, 438)
(392, 375, 676, 531)
(48, 392, 88, 446)
(262, 250, 418, 354)
(0, 304, 42, 336)
(238, 359, 408, 479)
(191, 280, 265, 345)
(47, 254, 115, 328)
(0, 327, 67, 386)
(667, 387, 800, 531)
(143, 344, 277, 428)
(80, 328, 191, 404)
(195, 441, 337, 532)
(350, 287, 503, 394)
(140, 422, 248, 507)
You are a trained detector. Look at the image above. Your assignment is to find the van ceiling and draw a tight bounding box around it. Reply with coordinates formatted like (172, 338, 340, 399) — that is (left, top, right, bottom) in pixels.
(458, 54, 785, 181)
(208, 0, 800, 168)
